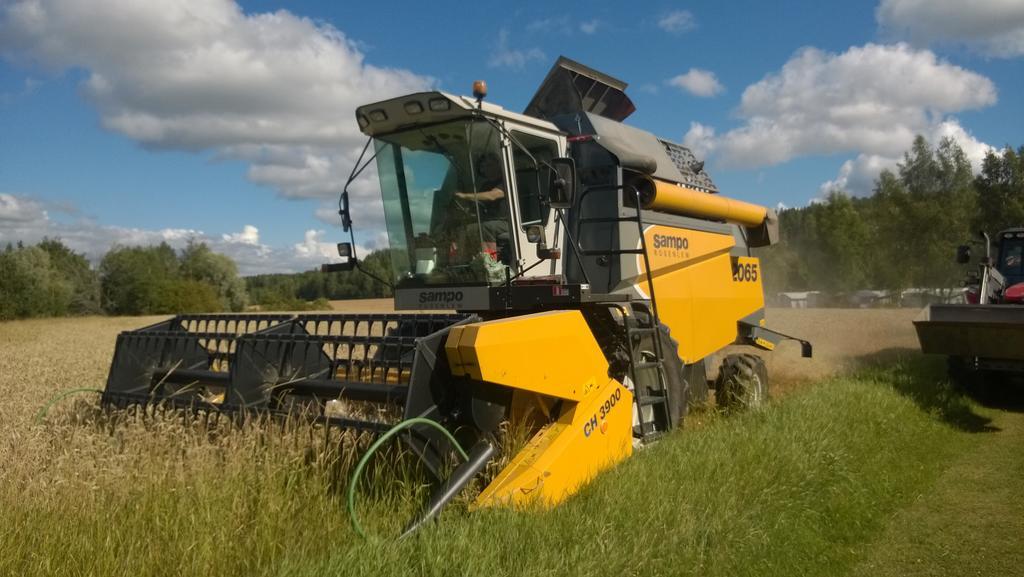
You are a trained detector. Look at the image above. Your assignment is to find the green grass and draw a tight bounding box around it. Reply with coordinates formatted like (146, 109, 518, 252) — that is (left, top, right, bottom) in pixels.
(0, 358, 1003, 577)
(851, 393, 1024, 576)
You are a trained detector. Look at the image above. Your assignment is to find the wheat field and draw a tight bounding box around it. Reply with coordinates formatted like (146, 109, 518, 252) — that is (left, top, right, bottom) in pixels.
(0, 305, 926, 575)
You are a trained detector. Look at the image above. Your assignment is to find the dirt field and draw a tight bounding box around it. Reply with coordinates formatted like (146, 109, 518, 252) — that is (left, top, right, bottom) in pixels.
(761, 307, 920, 384)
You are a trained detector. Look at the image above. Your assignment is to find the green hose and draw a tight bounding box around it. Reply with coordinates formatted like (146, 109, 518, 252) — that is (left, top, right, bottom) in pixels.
(347, 417, 468, 540)
(35, 388, 104, 425)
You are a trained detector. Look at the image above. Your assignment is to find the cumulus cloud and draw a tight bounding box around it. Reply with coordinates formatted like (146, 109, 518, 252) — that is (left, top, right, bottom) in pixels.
(0, 0, 432, 241)
(0, 193, 48, 223)
(668, 68, 724, 97)
(0, 193, 351, 274)
(681, 122, 717, 159)
(685, 43, 996, 194)
(221, 224, 260, 246)
(818, 154, 900, 196)
(877, 0, 1024, 57)
(657, 10, 696, 34)
(488, 28, 545, 69)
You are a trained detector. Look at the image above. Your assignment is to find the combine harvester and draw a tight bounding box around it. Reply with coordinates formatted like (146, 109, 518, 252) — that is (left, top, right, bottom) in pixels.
(915, 229, 1024, 387)
(102, 58, 810, 532)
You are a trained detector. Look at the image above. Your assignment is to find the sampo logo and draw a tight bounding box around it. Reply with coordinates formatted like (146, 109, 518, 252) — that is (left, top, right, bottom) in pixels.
(652, 234, 689, 250)
(418, 290, 464, 304)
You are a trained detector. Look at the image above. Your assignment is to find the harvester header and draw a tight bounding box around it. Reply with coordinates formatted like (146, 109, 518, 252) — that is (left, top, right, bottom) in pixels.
(101, 56, 809, 535)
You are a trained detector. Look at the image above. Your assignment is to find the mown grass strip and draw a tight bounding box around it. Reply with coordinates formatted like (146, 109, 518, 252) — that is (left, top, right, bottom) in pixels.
(0, 359, 986, 577)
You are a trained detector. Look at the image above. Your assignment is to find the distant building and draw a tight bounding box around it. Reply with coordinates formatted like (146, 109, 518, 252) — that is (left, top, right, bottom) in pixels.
(777, 291, 822, 308)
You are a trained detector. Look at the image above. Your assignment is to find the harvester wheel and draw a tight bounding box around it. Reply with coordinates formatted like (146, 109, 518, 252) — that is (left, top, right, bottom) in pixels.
(715, 354, 768, 412)
(658, 324, 689, 429)
(627, 307, 688, 430)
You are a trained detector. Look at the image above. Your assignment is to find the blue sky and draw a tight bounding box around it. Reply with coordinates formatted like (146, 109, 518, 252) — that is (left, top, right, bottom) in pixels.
(1, 0, 1022, 274)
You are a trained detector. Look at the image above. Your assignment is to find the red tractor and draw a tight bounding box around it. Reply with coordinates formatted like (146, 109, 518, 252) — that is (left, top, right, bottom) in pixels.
(915, 228, 1024, 388)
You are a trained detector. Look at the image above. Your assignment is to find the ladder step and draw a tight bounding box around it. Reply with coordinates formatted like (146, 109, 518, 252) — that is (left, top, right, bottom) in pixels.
(633, 361, 662, 370)
(636, 394, 668, 407)
(626, 327, 657, 335)
(632, 426, 666, 441)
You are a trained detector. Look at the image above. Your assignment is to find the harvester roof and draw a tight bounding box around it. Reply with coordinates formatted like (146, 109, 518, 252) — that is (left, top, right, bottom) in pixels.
(354, 56, 717, 193)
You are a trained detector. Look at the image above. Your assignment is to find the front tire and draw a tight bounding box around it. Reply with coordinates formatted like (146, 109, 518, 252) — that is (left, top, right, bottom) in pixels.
(715, 353, 768, 412)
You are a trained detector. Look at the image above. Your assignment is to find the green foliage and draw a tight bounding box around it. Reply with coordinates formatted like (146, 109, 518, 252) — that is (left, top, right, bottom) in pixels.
(0, 244, 72, 320)
(99, 241, 249, 315)
(974, 145, 1024, 234)
(762, 136, 1019, 296)
(37, 238, 102, 315)
(179, 241, 248, 311)
(99, 243, 180, 315)
(246, 249, 394, 306)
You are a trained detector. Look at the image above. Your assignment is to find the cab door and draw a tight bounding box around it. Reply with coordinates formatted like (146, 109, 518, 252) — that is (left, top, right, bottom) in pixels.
(503, 128, 565, 278)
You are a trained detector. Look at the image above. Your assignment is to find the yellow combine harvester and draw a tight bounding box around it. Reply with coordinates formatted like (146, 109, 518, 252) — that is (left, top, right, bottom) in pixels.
(103, 57, 809, 531)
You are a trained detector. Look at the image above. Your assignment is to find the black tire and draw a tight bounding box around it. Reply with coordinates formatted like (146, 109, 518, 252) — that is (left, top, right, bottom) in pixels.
(948, 356, 999, 401)
(630, 307, 689, 431)
(657, 324, 689, 429)
(715, 353, 768, 412)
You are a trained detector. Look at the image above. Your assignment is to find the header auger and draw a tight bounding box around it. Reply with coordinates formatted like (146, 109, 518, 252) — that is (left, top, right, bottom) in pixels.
(101, 56, 810, 534)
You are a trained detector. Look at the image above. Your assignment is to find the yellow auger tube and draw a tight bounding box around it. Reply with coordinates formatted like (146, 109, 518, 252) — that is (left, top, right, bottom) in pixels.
(631, 175, 768, 228)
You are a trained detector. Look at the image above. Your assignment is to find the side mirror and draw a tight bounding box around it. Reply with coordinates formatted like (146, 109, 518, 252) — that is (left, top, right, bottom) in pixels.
(340, 192, 352, 232)
(548, 157, 576, 209)
(525, 223, 560, 260)
(956, 244, 971, 264)
(525, 224, 546, 245)
(321, 242, 357, 273)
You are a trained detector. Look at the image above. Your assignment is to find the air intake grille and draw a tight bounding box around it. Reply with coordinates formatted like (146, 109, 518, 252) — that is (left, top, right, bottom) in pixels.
(660, 139, 718, 193)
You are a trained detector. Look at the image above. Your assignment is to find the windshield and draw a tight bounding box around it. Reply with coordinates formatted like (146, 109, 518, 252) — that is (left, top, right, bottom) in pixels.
(999, 236, 1024, 284)
(375, 119, 514, 286)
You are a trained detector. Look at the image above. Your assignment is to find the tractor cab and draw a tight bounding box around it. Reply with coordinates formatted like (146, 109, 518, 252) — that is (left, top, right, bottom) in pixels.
(996, 229, 1024, 287)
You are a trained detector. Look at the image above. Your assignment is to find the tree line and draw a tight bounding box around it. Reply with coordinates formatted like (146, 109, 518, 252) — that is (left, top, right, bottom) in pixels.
(0, 240, 248, 320)
(244, 249, 393, 308)
(758, 136, 1024, 298)
(0, 238, 394, 320)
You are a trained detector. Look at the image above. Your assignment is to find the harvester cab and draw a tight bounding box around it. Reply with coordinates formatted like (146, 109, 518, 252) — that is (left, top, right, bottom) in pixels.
(102, 57, 811, 531)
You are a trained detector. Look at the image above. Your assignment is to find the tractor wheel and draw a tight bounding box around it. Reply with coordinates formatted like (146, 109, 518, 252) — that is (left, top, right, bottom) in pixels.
(715, 354, 768, 412)
(947, 357, 997, 400)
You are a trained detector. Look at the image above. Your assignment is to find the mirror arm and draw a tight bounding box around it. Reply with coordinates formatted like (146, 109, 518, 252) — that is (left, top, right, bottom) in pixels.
(339, 137, 378, 233)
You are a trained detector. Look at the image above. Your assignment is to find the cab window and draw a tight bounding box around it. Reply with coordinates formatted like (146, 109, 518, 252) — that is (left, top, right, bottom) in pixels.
(510, 131, 558, 226)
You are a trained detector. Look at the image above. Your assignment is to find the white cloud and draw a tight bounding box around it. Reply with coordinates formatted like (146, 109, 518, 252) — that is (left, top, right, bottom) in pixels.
(657, 10, 696, 34)
(526, 16, 570, 34)
(682, 122, 717, 159)
(877, 0, 1024, 57)
(696, 43, 995, 170)
(668, 68, 724, 97)
(0, 193, 48, 223)
(294, 229, 339, 260)
(0, 0, 433, 241)
(221, 224, 260, 246)
(819, 154, 900, 196)
(488, 28, 545, 69)
(579, 20, 600, 35)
